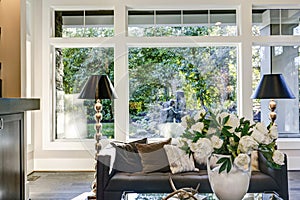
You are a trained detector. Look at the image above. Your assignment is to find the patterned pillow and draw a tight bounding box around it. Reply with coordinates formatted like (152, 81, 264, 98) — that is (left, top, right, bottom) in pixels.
(163, 144, 198, 174)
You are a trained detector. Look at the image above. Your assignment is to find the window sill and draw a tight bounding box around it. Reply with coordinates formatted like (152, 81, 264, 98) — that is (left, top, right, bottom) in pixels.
(277, 135, 300, 150)
(279, 133, 300, 138)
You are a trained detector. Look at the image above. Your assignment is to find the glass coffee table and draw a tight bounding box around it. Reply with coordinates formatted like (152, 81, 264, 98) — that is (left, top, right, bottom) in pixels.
(121, 192, 283, 200)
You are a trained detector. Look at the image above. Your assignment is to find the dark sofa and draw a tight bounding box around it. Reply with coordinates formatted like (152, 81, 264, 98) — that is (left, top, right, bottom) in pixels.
(96, 152, 289, 200)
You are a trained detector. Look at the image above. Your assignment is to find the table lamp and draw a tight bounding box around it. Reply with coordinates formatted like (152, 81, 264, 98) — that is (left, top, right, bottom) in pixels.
(78, 74, 117, 199)
(251, 74, 295, 124)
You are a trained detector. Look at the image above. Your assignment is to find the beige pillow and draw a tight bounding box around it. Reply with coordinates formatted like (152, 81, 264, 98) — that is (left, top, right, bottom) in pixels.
(251, 150, 259, 171)
(164, 145, 198, 174)
(136, 138, 171, 173)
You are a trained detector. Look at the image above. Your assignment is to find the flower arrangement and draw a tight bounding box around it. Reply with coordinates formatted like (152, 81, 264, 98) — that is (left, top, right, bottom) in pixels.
(179, 108, 285, 173)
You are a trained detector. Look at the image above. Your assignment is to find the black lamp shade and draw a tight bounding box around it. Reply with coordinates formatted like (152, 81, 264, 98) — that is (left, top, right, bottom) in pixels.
(78, 75, 118, 100)
(251, 74, 295, 99)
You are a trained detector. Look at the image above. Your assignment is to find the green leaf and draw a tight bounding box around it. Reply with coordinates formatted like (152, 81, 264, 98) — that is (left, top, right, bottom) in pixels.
(216, 157, 228, 164)
(216, 157, 232, 173)
(222, 128, 232, 137)
(222, 115, 230, 125)
(223, 125, 232, 130)
(219, 162, 227, 173)
(226, 161, 232, 173)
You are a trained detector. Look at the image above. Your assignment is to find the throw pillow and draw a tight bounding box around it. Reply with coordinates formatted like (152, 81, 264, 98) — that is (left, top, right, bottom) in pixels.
(163, 144, 198, 174)
(136, 138, 172, 173)
(251, 150, 259, 171)
(111, 138, 147, 173)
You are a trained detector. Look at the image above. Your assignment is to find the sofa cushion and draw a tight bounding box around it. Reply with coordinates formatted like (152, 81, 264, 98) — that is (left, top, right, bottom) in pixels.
(111, 138, 147, 173)
(105, 170, 212, 193)
(136, 138, 171, 173)
(163, 144, 198, 174)
(104, 171, 279, 195)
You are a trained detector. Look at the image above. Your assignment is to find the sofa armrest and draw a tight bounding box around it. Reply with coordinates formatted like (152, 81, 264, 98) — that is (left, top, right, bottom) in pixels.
(96, 155, 111, 200)
(258, 151, 289, 200)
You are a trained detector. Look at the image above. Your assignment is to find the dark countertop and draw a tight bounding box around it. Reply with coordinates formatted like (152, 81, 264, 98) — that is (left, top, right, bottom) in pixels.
(0, 98, 40, 114)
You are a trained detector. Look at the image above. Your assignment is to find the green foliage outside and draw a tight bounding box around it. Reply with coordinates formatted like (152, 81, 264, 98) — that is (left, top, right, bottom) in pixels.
(57, 24, 259, 139)
(87, 123, 114, 139)
(128, 46, 237, 138)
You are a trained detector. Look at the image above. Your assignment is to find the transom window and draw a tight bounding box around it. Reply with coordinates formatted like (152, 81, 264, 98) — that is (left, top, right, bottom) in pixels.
(54, 10, 114, 37)
(128, 9, 237, 37)
(252, 9, 300, 36)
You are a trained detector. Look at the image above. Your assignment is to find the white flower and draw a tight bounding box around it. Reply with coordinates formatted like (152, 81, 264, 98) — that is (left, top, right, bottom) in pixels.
(217, 112, 230, 124)
(269, 124, 278, 141)
(272, 150, 285, 165)
(252, 122, 273, 145)
(194, 109, 206, 121)
(227, 114, 240, 132)
(234, 153, 251, 171)
(190, 122, 204, 133)
(207, 127, 217, 135)
(217, 112, 239, 133)
(179, 138, 192, 147)
(255, 122, 269, 135)
(238, 136, 259, 153)
(190, 138, 213, 159)
(211, 135, 223, 149)
(252, 128, 267, 144)
(181, 115, 189, 129)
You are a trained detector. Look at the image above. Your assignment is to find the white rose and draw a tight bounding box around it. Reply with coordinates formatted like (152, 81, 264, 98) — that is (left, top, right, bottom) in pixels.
(207, 127, 217, 135)
(181, 115, 189, 129)
(238, 136, 259, 153)
(252, 122, 273, 145)
(252, 128, 267, 144)
(272, 150, 285, 165)
(227, 114, 240, 131)
(269, 124, 278, 141)
(255, 122, 269, 135)
(190, 122, 204, 133)
(210, 135, 223, 149)
(217, 112, 230, 124)
(179, 138, 192, 147)
(217, 112, 239, 133)
(190, 138, 213, 159)
(189, 142, 198, 152)
(194, 109, 206, 121)
(234, 153, 251, 171)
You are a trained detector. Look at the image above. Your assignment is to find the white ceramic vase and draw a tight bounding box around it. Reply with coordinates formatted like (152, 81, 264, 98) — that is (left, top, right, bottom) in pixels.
(207, 154, 251, 200)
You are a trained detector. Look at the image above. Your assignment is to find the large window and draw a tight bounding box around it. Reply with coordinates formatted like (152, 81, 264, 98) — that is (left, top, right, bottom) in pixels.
(252, 46, 299, 134)
(128, 46, 237, 138)
(54, 47, 115, 139)
(53, 9, 115, 140)
(44, 2, 300, 147)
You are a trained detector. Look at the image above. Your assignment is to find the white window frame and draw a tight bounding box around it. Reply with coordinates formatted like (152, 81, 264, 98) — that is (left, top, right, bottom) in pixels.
(25, 0, 300, 170)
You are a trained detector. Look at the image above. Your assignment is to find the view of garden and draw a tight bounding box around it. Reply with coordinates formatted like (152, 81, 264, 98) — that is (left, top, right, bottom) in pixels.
(53, 10, 265, 139)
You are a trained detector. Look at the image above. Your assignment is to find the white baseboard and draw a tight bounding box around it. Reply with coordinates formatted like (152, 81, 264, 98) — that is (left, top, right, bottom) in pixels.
(286, 156, 300, 170)
(34, 158, 94, 171)
(27, 159, 34, 174)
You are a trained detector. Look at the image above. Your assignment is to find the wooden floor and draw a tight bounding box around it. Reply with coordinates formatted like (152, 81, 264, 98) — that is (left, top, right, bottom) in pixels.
(28, 171, 300, 200)
(28, 171, 94, 200)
